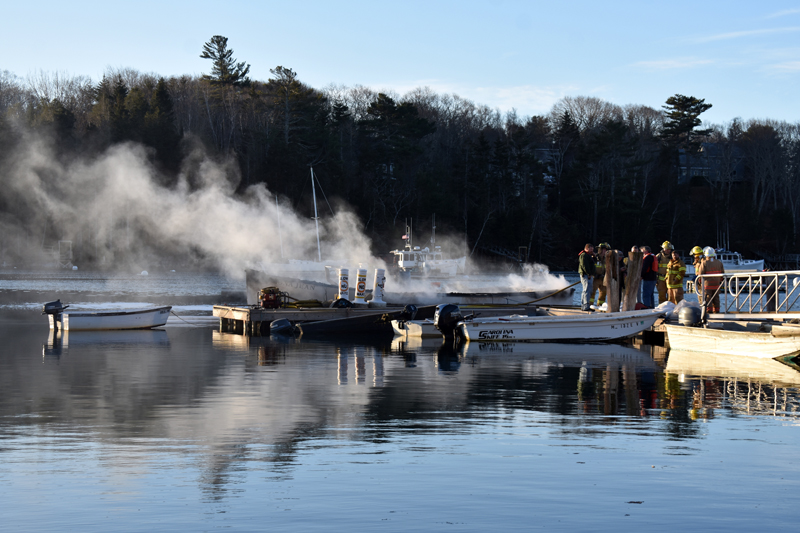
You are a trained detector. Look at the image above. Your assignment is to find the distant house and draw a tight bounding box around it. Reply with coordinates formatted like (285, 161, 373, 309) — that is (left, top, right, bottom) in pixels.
(678, 143, 746, 186)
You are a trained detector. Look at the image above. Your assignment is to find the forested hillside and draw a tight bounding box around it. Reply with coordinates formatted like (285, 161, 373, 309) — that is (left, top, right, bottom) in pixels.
(1, 36, 798, 270)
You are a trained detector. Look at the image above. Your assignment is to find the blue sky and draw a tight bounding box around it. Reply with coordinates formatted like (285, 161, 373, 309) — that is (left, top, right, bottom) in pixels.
(3, 0, 799, 124)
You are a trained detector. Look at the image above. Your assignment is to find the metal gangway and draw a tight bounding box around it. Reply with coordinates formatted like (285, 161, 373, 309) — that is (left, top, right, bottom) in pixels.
(690, 270, 800, 320)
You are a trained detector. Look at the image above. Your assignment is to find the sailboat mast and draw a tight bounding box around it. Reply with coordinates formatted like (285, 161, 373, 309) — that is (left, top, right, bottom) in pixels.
(311, 167, 322, 262)
(275, 194, 284, 259)
(431, 213, 436, 245)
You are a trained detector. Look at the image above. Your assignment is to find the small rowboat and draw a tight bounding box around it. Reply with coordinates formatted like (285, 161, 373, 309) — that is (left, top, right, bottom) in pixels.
(44, 300, 172, 331)
(664, 322, 800, 359)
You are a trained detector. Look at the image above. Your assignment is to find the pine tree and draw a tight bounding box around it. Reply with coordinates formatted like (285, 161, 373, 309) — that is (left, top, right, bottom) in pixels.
(200, 35, 251, 87)
(660, 94, 712, 152)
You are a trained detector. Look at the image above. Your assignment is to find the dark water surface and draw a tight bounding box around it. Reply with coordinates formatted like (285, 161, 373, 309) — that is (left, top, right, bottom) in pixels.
(2, 316, 800, 532)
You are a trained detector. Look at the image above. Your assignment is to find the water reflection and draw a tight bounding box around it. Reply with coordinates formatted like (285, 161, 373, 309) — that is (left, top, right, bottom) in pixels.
(666, 350, 800, 418)
(4, 321, 800, 529)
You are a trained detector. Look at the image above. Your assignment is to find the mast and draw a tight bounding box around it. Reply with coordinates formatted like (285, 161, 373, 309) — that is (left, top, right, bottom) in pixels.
(275, 194, 284, 259)
(431, 213, 436, 246)
(311, 167, 322, 262)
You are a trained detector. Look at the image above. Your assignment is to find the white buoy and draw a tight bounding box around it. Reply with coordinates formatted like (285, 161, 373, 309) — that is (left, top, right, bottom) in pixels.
(354, 268, 368, 304)
(72, 266, 78, 270)
(337, 268, 350, 301)
(141, 271, 148, 276)
(370, 268, 387, 307)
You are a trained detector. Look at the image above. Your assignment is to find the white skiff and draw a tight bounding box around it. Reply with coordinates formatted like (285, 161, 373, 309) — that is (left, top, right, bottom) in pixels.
(49, 306, 172, 331)
(664, 322, 800, 359)
(391, 319, 440, 338)
(458, 309, 663, 342)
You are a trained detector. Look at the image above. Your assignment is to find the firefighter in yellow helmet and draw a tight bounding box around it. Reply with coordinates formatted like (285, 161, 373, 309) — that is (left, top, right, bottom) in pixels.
(655, 241, 674, 304)
(593, 243, 610, 308)
(690, 246, 705, 275)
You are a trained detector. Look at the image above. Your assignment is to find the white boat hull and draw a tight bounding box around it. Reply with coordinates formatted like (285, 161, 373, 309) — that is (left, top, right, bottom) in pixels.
(391, 319, 440, 338)
(664, 323, 800, 359)
(245, 270, 573, 307)
(49, 306, 172, 331)
(459, 309, 663, 342)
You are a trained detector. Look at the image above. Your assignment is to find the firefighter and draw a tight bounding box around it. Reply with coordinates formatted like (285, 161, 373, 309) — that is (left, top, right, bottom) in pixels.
(690, 246, 705, 273)
(655, 241, 674, 304)
(696, 248, 725, 313)
(666, 250, 686, 304)
(593, 243, 610, 307)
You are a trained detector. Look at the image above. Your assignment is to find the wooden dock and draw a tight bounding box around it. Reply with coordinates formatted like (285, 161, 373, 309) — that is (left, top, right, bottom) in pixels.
(213, 304, 533, 336)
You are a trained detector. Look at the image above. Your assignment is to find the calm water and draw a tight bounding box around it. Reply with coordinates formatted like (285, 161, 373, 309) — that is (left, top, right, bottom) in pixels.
(1, 271, 800, 531)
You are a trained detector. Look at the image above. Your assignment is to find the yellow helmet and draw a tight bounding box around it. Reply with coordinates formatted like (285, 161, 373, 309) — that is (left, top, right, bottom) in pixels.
(691, 246, 703, 255)
(662, 241, 674, 250)
(597, 242, 610, 250)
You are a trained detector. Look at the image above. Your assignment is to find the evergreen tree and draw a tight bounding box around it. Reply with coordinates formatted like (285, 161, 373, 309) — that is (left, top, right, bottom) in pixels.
(200, 35, 251, 87)
(660, 94, 712, 152)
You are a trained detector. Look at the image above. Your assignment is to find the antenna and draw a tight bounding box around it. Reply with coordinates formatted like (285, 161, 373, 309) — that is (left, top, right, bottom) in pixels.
(311, 167, 322, 262)
(275, 194, 284, 259)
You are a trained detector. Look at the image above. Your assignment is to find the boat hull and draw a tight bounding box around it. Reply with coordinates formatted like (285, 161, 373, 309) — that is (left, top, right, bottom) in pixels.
(246, 269, 574, 307)
(391, 319, 440, 338)
(50, 306, 172, 331)
(459, 309, 662, 342)
(664, 323, 800, 359)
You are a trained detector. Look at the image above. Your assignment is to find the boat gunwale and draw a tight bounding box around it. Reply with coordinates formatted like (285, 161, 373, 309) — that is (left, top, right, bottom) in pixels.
(63, 306, 172, 318)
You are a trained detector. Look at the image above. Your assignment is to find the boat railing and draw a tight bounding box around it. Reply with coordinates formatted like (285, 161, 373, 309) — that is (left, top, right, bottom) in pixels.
(692, 270, 800, 319)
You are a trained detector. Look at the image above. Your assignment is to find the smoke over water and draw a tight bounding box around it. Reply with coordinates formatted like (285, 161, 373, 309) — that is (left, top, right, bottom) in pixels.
(2, 136, 377, 280)
(2, 134, 567, 295)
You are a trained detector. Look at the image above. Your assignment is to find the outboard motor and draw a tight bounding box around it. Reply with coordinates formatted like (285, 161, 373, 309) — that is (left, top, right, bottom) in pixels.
(398, 304, 418, 322)
(678, 306, 702, 327)
(269, 318, 296, 336)
(434, 304, 464, 337)
(42, 299, 68, 316)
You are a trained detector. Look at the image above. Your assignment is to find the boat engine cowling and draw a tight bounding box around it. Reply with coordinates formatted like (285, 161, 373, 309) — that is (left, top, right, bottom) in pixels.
(42, 300, 68, 316)
(678, 306, 702, 327)
(434, 304, 464, 337)
(270, 318, 295, 336)
(399, 304, 418, 321)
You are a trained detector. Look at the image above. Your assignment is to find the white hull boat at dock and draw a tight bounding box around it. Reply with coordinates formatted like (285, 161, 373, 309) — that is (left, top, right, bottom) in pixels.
(245, 269, 574, 307)
(457, 309, 663, 343)
(664, 322, 800, 359)
(391, 319, 440, 338)
(48, 306, 172, 331)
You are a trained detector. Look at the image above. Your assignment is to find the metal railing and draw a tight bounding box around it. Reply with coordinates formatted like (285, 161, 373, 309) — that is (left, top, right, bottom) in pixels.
(690, 270, 800, 319)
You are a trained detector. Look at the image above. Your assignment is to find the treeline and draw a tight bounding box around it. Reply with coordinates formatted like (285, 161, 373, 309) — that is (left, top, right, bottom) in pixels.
(1, 36, 799, 269)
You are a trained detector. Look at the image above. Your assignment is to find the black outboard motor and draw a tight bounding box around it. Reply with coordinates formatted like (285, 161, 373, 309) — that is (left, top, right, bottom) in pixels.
(678, 306, 702, 327)
(398, 304, 418, 322)
(434, 304, 464, 337)
(42, 299, 68, 316)
(269, 318, 296, 336)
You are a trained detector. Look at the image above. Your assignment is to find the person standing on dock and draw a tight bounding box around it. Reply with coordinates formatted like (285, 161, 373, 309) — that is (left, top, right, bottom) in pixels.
(666, 250, 687, 304)
(578, 243, 596, 312)
(593, 243, 609, 308)
(640, 246, 658, 308)
(655, 241, 674, 304)
(696, 248, 725, 313)
(690, 246, 705, 277)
